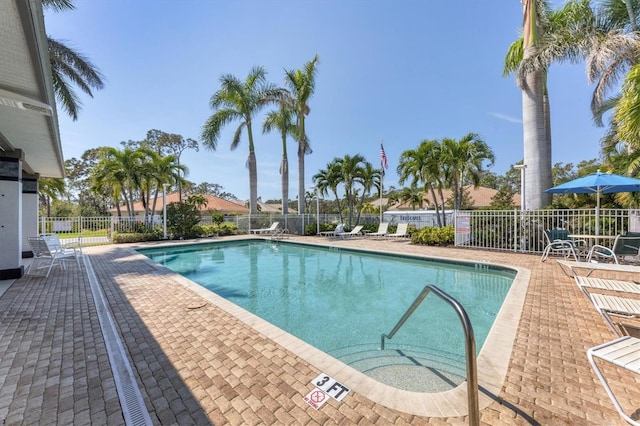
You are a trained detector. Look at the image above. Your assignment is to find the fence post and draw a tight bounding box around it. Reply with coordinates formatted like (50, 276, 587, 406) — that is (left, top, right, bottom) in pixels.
(514, 209, 518, 252)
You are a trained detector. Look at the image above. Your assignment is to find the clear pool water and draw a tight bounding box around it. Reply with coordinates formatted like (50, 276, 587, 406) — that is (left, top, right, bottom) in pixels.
(138, 240, 515, 392)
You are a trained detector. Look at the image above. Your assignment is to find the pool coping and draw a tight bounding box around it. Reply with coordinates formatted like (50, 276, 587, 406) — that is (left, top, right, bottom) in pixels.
(130, 237, 530, 418)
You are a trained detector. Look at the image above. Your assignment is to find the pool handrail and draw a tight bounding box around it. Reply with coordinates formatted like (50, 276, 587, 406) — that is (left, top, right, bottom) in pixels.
(380, 284, 479, 426)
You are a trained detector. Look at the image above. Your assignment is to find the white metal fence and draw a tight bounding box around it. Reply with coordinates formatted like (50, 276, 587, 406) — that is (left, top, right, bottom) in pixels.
(39, 215, 163, 246)
(39, 208, 640, 254)
(453, 208, 639, 254)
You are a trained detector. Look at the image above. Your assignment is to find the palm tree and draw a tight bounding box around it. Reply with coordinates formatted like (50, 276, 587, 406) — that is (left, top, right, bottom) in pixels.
(599, 0, 639, 36)
(611, 67, 640, 178)
(91, 147, 147, 216)
(354, 162, 381, 225)
(335, 154, 366, 228)
(396, 185, 425, 210)
(440, 133, 495, 210)
(513, 0, 552, 209)
(397, 140, 447, 226)
(38, 177, 65, 217)
(43, 0, 105, 120)
(201, 66, 282, 214)
(146, 152, 188, 219)
(145, 130, 199, 201)
(283, 55, 319, 217)
(313, 161, 344, 224)
(586, 1, 640, 126)
(507, 0, 640, 182)
(48, 38, 105, 121)
(263, 105, 297, 215)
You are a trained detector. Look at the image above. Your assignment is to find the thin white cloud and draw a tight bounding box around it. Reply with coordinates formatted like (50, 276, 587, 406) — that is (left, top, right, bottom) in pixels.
(489, 112, 522, 124)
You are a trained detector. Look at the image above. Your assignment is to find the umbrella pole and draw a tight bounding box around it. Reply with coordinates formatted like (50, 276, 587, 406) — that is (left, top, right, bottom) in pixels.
(596, 189, 600, 236)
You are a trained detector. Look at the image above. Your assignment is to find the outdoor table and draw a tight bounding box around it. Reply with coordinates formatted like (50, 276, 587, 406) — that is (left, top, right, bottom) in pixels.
(567, 234, 617, 259)
(568, 234, 617, 243)
(568, 234, 617, 251)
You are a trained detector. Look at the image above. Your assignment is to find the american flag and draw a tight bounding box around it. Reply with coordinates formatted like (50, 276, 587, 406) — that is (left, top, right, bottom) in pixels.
(380, 143, 388, 170)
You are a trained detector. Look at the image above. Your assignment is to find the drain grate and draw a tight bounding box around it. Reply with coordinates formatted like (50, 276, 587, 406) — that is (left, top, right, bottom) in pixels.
(83, 254, 153, 426)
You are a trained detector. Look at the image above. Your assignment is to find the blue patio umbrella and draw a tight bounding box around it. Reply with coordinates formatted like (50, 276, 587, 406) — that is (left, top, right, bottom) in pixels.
(545, 170, 640, 235)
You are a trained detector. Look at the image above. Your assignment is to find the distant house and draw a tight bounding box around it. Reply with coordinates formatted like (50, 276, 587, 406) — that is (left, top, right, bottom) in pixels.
(236, 200, 297, 214)
(109, 193, 250, 216)
(389, 186, 520, 210)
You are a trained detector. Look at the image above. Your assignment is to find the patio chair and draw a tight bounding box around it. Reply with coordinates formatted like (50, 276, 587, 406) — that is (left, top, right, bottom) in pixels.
(41, 234, 82, 266)
(540, 229, 586, 262)
(319, 223, 344, 238)
(365, 222, 389, 239)
(587, 233, 640, 264)
(26, 236, 78, 278)
(557, 259, 640, 278)
(588, 293, 640, 337)
(587, 336, 640, 426)
(250, 222, 280, 235)
(575, 276, 640, 297)
(338, 225, 364, 239)
(385, 223, 409, 239)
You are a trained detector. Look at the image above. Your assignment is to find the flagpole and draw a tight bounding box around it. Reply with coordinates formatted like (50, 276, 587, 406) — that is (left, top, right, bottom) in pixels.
(379, 139, 386, 224)
(380, 168, 383, 223)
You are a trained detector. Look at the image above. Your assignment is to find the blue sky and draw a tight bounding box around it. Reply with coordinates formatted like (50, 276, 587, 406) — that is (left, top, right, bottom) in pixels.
(44, 1, 605, 201)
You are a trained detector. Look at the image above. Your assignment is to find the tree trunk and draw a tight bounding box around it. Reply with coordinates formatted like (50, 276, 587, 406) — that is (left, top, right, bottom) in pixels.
(248, 151, 258, 214)
(522, 67, 551, 210)
(297, 142, 305, 216)
(281, 158, 289, 215)
(247, 124, 258, 215)
(626, 0, 638, 32)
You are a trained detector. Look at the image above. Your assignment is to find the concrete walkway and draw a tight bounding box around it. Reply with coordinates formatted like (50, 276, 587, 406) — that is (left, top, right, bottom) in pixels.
(1, 236, 639, 425)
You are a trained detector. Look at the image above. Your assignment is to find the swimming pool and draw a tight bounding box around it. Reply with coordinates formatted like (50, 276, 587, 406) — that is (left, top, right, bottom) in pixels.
(138, 239, 516, 393)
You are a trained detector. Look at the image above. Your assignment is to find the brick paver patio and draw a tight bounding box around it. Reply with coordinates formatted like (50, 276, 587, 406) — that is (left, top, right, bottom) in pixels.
(1, 236, 639, 425)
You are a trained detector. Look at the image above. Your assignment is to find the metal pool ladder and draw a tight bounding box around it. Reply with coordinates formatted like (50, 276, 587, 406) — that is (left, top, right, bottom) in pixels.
(380, 284, 479, 426)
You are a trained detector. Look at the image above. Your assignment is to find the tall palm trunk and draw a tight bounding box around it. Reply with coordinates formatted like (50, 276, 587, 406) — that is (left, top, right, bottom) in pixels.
(247, 125, 258, 214)
(281, 155, 289, 215)
(248, 151, 258, 214)
(297, 129, 306, 216)
(626, 0, 638, 32)
(521, 0, 552, 210)
(522, 70, 552, 209)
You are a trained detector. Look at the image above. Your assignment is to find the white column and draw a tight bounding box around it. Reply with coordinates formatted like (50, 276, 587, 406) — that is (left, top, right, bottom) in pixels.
(21, 173, 38, 257)
(0, 155, 24, 278)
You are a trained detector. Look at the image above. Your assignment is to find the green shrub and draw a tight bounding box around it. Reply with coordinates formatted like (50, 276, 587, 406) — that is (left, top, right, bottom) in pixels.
(411, 225, 454, 245)
(305, 223, 342, 236)
(217, 222, 238, 236)
(196, 222, 238, 237)
(211, 212, 225, 225)
(305, 223, 317, 235)
(112, 231, 163, 244)
(198, 224, 218, 237)
(167, 201, 200, 238)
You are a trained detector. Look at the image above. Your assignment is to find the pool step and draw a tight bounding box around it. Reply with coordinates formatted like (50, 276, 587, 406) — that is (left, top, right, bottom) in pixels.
(330, 344, 467, 392)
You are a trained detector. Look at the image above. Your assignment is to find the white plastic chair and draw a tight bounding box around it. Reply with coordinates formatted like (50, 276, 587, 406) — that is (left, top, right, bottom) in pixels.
(41, 234, 81, 267)
(26, 236, 78, 278)
(385, 223, 409, 239)
(587, 336, 640, 425)
(540, 229, 587, 262)
(250, 222, 280, 235)
(365, 222, 389, 239)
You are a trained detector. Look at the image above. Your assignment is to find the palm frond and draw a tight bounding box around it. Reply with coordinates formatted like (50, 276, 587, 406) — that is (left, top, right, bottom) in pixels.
(42, 0, 75, 12)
